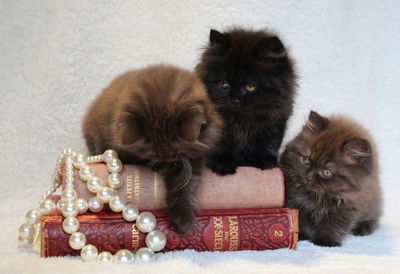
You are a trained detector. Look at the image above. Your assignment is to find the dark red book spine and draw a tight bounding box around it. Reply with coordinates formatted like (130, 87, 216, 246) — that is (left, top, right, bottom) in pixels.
(40, 208, 298, 257)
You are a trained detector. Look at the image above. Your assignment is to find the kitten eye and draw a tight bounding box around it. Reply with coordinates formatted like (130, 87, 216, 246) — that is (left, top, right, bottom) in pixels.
(218, 80, 231, 89)
(244, 83, 257, 92)
(319, 169, 334, 178)
(300, 155, 310, 166)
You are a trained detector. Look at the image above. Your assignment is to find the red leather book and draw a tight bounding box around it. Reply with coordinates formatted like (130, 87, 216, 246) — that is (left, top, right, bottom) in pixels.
(63, 164, 285, 210)
(40, 208, 298, 257)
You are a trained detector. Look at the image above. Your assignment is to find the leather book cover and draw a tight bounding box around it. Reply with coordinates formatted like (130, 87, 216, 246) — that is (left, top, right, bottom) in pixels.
(62, 164, 285, 210)
(41, 208, 298, 257)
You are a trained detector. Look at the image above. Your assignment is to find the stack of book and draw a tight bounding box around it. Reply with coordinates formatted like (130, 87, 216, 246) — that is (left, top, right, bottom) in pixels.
(40, 165, 298, 257)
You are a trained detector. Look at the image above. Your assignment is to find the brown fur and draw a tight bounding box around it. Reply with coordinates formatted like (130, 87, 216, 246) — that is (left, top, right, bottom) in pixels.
(279, 111, 382, 246)
(83, 64, 222, 233)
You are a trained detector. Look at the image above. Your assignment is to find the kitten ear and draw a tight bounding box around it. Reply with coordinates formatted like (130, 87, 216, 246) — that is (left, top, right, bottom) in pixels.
(254, 36, 286, 59)
(303, 111, 329, 135)
(208, 29, 231, 56)
(342, 138, 372, 166)
(179, 107, 206, 142)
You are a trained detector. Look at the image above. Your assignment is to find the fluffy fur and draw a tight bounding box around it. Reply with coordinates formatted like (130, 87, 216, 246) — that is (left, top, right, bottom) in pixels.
(280, 111, 382, 246)
(82, 64, 222, 233)
(195, 27, 296, 175)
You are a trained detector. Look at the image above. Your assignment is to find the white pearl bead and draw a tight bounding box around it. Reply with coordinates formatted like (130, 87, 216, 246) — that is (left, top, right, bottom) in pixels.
(76, 198, 88, 214)
(145, 230, 166, 252)
(39, 199, 56, 215)
(102, 149, 118, 163)
(122, 205, 139, 221)
(62, 201, 79, 217)
(87, 176, 104, 193)
(97, 251, 113, 262)
(114, 249, 133, 263)
(18, 236, 34, 248)
(96, 187, 115, 203)
(69, 232, 86, 250)
(106, 158, 122, 173)
(18, 223, 36, 239)
(57, 199, 66, 210)
(61, 189, 77, 201)
(135, 247, 155, 262)
(65, 176, 74, 185)
(80, 244, 98, 261)
(109, 196, 125, 212)
(136, 212, 156, 233)
(107, 173, 122, 189)
(62, 148, 73, 156)
(79, 165, 94, 181)
(73, 153, 88, 169)
(66, 168, 74, 180)
(62, 216, 80, 234)
(88, 197, 104, 213)
(26, 209, 42, 225)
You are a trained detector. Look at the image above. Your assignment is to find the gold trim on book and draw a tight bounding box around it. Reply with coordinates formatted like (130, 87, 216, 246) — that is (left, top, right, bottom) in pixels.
(40, 217, 46, 257)
(291, 209, 299, 250)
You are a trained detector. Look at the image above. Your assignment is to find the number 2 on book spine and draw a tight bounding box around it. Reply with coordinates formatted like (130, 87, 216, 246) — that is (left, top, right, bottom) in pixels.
(274, 230, 283, 237)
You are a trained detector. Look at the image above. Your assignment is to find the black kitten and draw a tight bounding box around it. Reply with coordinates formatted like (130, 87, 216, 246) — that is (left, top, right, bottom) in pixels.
(195, 28, 296, 175)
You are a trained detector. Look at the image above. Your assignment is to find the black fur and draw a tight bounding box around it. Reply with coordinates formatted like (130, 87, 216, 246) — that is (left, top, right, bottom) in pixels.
(195, 28, 296, 175)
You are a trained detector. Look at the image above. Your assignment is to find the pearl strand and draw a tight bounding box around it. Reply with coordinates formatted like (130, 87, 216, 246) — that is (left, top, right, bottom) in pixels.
(18, 149, 166, 263)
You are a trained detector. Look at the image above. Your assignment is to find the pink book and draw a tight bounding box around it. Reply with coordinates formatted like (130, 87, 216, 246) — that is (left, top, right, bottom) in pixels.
(63, 164, 285, 210)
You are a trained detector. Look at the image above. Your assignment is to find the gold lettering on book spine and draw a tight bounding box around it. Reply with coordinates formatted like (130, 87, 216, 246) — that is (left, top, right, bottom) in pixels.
(126, 175, 133, 203)
(131, 224, 140, 251)
(213, 216, 223, 251)
(133, 171, 141, 207)
(228, 216, 239, 251)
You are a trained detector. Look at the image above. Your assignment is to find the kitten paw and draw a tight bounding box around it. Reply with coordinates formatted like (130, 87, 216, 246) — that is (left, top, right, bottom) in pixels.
(206, 154, 238, 175)
(208, 162, 237, 175)
(252, 154, 278, 170)
(168, 205, 196, 234)
(352, 220, 377, 236)
(254, 161, 278, 170)
(312, 238, 342, 247)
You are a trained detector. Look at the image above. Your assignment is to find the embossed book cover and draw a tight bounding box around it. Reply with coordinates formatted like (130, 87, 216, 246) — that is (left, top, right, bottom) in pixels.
(41, 208, 298, 256)
(63, 164, 285, 210)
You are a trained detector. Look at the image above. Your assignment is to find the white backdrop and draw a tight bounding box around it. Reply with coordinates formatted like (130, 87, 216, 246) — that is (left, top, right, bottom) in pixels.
(1, 1, 399, 273)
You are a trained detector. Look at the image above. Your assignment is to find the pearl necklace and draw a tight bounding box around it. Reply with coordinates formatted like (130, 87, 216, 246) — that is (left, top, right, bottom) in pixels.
(18, 148, 166, 263)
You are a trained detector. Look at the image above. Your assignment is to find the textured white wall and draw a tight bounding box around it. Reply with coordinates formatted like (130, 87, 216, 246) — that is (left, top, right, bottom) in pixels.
(1, 1, 400, 270)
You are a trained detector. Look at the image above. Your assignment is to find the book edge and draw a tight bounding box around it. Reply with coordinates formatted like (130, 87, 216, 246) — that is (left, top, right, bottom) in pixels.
(41, 208, 299, 256)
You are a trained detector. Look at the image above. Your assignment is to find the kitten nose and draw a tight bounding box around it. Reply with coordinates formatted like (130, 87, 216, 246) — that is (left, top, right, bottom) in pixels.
(306, 173, 313, 181)
(231, 97, 240, 105)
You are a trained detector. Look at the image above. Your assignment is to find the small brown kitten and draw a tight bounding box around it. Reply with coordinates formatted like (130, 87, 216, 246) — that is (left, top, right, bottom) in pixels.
(279, 111, 382, 247)
(82, 64, 222, 233)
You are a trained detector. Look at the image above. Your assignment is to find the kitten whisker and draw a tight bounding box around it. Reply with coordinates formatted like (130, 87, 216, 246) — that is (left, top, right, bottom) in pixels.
(174, 159, 193, 192)
(147, 159, 159, 170)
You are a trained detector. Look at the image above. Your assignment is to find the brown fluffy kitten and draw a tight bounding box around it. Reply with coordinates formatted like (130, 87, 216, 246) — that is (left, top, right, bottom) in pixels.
(279, 111, 382, 247)
(82, 64, 222, 233)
